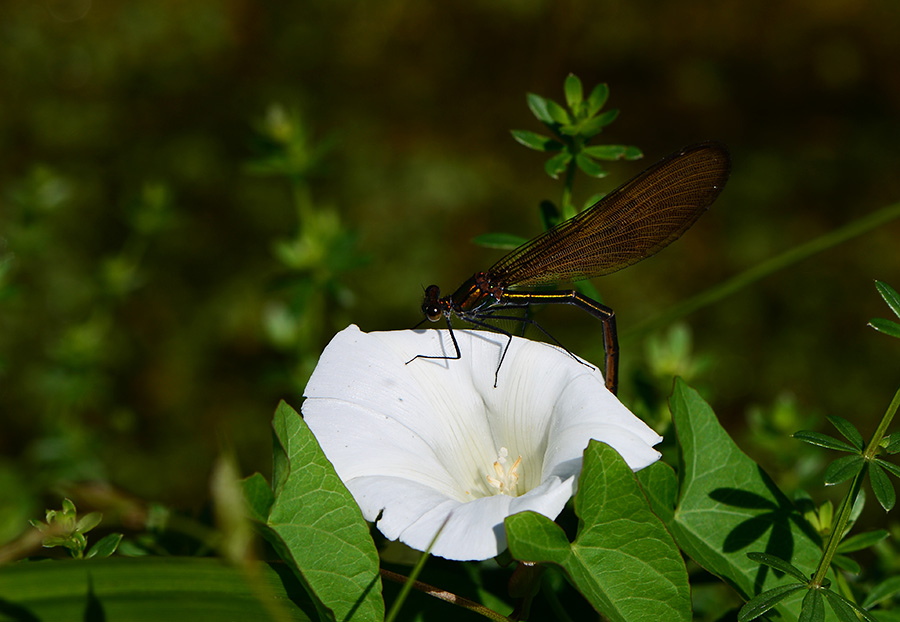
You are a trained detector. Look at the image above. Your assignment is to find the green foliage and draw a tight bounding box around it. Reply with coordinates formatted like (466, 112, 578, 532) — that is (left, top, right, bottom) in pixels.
(0, 557, 316, 621)
(250, 105, 365, 391)
(869, 280, 900, 339)
(795, 405, 900, 511)
(28, 498, 120, 559)
(243, 401, 383, 622)
(514, 74, 642, 190)
(506, 441, 691, 622)
(644, 379, 830, 619)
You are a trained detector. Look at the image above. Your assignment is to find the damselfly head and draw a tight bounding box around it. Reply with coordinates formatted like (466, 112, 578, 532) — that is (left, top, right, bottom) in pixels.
(422, 285, 443, 322)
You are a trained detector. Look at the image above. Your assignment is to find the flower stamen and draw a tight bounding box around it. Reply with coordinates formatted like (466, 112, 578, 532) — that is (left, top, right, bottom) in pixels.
(486, 447, 522, 496)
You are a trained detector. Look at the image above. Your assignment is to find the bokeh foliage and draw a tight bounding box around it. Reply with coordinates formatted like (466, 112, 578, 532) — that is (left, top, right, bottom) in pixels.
(2, 0, 900, 553)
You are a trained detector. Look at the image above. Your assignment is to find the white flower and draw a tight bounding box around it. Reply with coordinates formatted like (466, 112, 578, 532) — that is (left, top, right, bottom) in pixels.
(302, 325, 662, 561)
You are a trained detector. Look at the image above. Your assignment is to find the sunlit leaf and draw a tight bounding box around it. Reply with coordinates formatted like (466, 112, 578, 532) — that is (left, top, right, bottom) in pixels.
(580, 109, 620, 137)
(836, 529, 889, 553)
(875, 280, 900, 319)
(665, 379, 832, 620)
(526, 93, 554, 124)
(746, 552, 808, 583)
(884, 434, 900, 454)
(506, 441, 691, 622)
(581, 144, 644, 161)
(823, 454, 864, 486)
(510, 129, 563, 152)
(544, 152, 572, 179)
(799, 588, 825, 622)
(545, 98, 572, 125)
(826, 415, 864, 450)
(738, 584, 807, 622)
(575, 154, 607, 178)
(869, 461, 895, 511)
(868, 318, 900, 338)
(85, 533, 123, 559)
(876, 458, 900, 479)
(564, 73, 583, 111)
(262, 401, 383, 622)
(586, 83, 609, 117)
(792, 431, 858, 453)
(826, 589, 880, 621)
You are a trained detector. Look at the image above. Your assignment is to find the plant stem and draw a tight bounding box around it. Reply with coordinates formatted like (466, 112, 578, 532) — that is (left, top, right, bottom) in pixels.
(811, 386, 900, 586)
(622, 200, 900, 343)
(811, 466, 864, 586)
(864, 386, 900, 458)
(381, 569, 513, 622)
(561, 160, 577, 218)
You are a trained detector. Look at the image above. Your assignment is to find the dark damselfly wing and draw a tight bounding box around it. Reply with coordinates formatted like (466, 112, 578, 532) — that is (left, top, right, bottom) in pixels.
(487, 141, 731, 288)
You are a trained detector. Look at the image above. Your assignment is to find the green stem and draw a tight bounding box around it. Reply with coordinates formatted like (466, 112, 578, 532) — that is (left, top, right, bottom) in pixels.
(811, 385, 900, 586)
(622, 200, 900, 343)
(864, 386, 900, 458)
(811, 468, 864, 586)
(561, 160, 577, 218)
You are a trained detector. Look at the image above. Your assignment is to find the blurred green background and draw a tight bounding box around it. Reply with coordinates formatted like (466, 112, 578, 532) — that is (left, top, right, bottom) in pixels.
(2, 0, 900, 535)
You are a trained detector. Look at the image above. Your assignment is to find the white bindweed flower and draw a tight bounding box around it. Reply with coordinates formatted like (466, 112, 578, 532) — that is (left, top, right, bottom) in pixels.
(302, 324, 662, 561)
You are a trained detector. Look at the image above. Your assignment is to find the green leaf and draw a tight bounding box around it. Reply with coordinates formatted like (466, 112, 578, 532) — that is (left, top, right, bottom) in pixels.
(738, 584, 807, 621)
(575, 154, 607, 178)
(86, 533, 123, 558)
(862, 575, 900, 608)
(262, 401, 383, 622)
(581, 144, 644, 161)
(506, 441, 691, 622)
(666, 379, 831, 620)
(836, 529, 889, 553)
(586, 83, 609, 117)
(545, 98, 572, 125)
(800, 588, 825, 622)
(876, 457, 900, 478)
(471, 232, 529, 250)
(868, 317, 900, 338)
(510, 129, 563, 152)
(792, 431, 858, 453)
(826, 415, 865, 450)
(823, 454, 865, 486)
(746, 552, 809, 583)
(544, 152, 572, 179)
(875, 280, 900, 318)
(869, 461, 896, 510)
(826, 588, 880, 621)
(830, 554, 861, 574)
(241, 472, 275, 522)
(0, 557, 316, 620)
(526, 93, 554, 124)
(885, 434, 900, 454)
(622, 145, 644, 160)
(76, 511, 103, 534)
(579, 109, 619, 137)
(564, 73, 584, 111)
(636, 461, 678, 525)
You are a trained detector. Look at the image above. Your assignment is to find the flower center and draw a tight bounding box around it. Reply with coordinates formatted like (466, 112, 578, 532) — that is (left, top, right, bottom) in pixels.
(485, 447, 522, 497)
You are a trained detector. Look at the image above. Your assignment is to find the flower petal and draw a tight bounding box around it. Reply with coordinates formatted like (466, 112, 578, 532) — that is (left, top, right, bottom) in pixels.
(303, 325, 662, 561)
